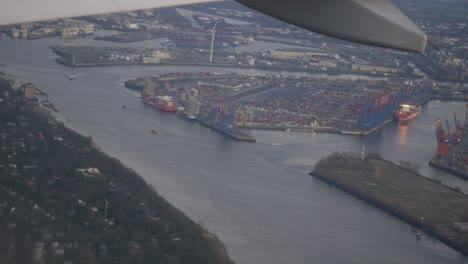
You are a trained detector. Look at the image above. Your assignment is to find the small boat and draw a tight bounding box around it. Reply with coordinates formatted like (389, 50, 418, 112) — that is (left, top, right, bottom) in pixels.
(150, 129, 158, 135)
(64, 72, 83, 81)
(416, 232, 422, 240)
(177, 107, 197, 121)
(122, 105, 127, 109)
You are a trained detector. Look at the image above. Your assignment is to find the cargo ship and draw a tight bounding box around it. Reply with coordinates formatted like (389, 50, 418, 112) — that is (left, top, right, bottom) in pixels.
(143, 95, 177, 112)
(394, 103, 420, 123)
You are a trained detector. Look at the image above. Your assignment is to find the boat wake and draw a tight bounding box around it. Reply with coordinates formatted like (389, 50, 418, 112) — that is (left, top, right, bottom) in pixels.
(271, 143, 285, 146)
(130, 111, 161, 126)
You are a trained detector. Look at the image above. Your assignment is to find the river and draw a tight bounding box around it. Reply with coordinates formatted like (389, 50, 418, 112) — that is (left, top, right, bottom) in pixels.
(0, 34, 467, 264)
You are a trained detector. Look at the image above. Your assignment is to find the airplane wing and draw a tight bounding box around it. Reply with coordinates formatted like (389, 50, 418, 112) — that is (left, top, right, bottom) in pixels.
(236, 0, 427, 53)
(0, 0, 426, 52)
(0, 0, 217, 26)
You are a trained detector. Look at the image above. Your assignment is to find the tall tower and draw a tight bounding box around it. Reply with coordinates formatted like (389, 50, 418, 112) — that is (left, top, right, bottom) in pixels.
(142, 25, 156, 92)
(209, 22, 218, 63)
(142, 76, 155, 95)
(147, 26, 153, 50)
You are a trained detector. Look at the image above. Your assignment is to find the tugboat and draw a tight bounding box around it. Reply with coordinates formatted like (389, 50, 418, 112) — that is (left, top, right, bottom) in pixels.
(176, 106, 197, 121)
(416, 232, 422, 240)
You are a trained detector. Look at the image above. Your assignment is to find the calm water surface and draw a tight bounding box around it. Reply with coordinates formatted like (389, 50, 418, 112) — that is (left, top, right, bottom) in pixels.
(0, 34, 467, 264)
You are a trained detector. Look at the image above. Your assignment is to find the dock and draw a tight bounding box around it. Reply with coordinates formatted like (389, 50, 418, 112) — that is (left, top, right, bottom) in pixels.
(237, 118, 395, 136)
(310, 153, 468, 255)
(197, 119, 256, 143)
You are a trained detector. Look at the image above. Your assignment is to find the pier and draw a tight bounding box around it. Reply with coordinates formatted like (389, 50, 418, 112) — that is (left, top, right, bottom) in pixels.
(311, 153, 468, 255)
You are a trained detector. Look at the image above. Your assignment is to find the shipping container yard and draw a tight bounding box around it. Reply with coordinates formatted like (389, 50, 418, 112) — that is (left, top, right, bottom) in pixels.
(125, 72, 432, 138)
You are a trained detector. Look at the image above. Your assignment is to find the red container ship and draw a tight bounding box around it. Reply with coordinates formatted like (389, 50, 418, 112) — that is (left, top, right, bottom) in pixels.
(143, 95, 177, 112)
(394, 103, 420, 123)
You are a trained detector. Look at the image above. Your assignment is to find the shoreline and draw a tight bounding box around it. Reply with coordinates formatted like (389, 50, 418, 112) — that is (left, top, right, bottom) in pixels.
(46, 106, 234, 263)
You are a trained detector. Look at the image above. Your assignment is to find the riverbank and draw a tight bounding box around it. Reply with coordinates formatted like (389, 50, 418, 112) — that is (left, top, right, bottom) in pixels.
(0, 75, 233, 264)
(310, 153, 468, 256)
